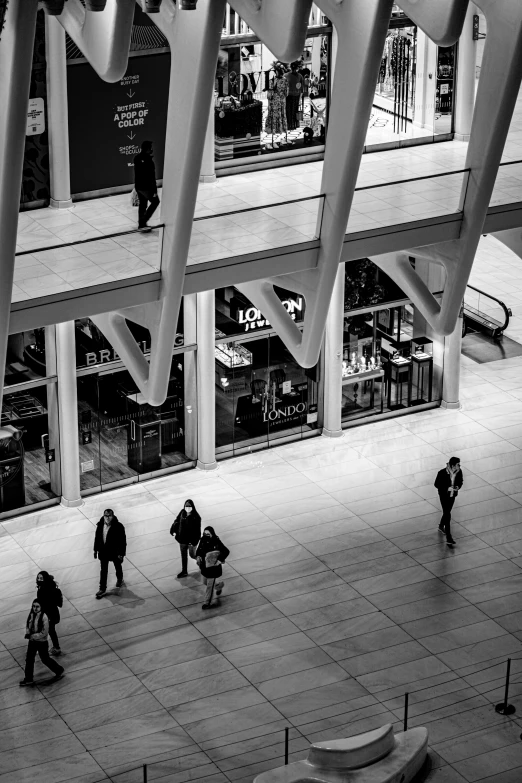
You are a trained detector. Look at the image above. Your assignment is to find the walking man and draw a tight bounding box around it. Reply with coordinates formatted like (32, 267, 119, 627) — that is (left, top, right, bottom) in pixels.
(434, 456, 463, 547)
(133, 140, 160, 232)
(94, 509, 127, 598)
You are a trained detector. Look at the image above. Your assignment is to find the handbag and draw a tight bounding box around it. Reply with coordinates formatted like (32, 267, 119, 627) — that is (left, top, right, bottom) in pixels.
(130, 188, 139, 207)
(188, 544, 197, 559)
(205, 550, 221, 568)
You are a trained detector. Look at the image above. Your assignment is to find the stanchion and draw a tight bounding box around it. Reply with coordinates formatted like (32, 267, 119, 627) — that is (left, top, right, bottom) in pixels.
(403, 692, 409, 731)
(143, 764, 148, 783)
(495, 658, 516, 715)
(285, 727, 289, 765)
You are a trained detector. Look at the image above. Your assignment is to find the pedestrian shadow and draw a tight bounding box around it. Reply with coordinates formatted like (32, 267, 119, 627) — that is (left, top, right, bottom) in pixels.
(101, 584, 146, 608)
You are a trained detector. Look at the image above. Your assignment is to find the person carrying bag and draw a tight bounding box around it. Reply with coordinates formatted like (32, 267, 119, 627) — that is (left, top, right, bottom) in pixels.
(195, 526, 230, 610)
(170, 499, 201, 578)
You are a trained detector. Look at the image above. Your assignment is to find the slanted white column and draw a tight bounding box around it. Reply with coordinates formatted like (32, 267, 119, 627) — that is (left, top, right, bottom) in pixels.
(56, 322, 83, 507)
(199, 91, 217, 183)
(454, 3, 478, 142)
(196, 290, 217, 470)
(45, 15, 73, 208)
(442, 310, 463, 409)
(183, 294, 198, 460)
(322, 263, 345, 438)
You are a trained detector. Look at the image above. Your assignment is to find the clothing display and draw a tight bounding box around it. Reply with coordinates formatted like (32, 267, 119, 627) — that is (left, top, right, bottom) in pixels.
(285, 69, 303, 131)
(264, 75, 289, 135)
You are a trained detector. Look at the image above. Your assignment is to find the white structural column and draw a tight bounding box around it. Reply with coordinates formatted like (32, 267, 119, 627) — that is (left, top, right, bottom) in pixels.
(56, 322, 83, 507)
(44, 326, 62, 496)
(45, 15, 73, 208)
(442, 311, 463, 409)
(200, 91, 217, 183)
(196, 290, 217, 471)
(183, 293, 198, 460)
(0, 0, 39, 431)
(413, 32, 437, 133)
(454, 3, 478, 141)
(322, 263, 345, 438)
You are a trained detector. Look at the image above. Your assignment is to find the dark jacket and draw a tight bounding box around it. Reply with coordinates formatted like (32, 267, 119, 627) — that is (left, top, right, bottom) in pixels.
(170, 510, 201, 545)
(37, 582, 62, 625)
(434, 467, 463, 498)
(94, 516, 127, 560)
(195, 535, 230, 579)
(133, 151, 157, 192)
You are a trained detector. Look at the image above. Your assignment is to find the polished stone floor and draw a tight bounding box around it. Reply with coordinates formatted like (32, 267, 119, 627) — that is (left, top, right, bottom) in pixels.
(3, 353, 522, 782)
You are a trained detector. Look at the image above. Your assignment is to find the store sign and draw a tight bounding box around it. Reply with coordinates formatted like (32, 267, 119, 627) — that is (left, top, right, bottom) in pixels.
(26, 98, 45, 137)
(237, 297, 304, 333)
(263, 402, 307, 422)
(81, 460, 94, 473)
(83, 334, 183, 367)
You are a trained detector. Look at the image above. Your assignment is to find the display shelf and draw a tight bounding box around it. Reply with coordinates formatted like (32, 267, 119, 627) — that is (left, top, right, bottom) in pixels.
(342, 368, 384, 385)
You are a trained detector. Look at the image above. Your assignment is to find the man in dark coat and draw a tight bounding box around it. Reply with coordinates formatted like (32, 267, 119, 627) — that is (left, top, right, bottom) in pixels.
(133, 140, 160, 231)
(434, 456, 463, 547)
(94, 509, 127, 598)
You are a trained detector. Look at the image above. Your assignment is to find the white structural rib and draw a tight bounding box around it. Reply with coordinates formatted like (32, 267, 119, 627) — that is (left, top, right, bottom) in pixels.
(90, 0, 315, 405)
(56, 0, 134, 82)
(0, 0, 40, 436)
(372, 0, 522, 335)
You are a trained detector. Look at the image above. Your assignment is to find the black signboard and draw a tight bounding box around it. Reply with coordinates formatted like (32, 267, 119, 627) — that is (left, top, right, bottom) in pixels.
(67, 53, 170, 195)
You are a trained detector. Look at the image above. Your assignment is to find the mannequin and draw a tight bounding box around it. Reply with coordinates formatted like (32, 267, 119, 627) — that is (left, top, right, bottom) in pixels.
(264, 64, 289, 147)
(285, 61, 303, 131)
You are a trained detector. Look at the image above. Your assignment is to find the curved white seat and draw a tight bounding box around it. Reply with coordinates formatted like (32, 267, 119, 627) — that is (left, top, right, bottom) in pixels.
(308, 725, 394, 771)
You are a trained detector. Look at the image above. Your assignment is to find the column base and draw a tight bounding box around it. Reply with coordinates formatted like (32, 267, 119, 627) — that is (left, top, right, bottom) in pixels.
(441, 400, 461, 410)
(50, 197, 73, 209)
(60, 496, 84, 508)
(197, 460, 218, 471)
(199, 173, 217, 183)
(454, 132, 471, 142)
(322, 427, 344, 439)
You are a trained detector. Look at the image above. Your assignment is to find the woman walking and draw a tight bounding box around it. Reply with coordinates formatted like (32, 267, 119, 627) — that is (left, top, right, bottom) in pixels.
(36, 571, 63, 656)
(170, 499, 201, 578)
(195, 526, 230, 610)
(20, 600, 65, 686)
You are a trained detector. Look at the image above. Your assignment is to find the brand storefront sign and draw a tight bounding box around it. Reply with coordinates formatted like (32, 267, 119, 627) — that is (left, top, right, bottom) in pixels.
(236, 296, 304, 333)
(262, 401, 307, 422)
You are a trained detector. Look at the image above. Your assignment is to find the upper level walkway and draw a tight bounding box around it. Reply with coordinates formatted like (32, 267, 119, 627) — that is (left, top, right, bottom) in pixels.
(11, 123, 522, 332)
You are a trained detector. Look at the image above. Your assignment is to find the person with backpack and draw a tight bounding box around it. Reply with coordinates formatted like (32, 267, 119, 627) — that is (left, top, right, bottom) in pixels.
(170, 499, 201, 578)
(19, 599, 65, 687)
(36, 571, 63, 656)
(195, 526, 230, 610)
(93, 509, 127, 598)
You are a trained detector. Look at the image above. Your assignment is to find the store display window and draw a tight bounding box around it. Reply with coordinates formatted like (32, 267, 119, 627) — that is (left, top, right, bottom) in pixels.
(77, 351, 192, 492)
(1, 384, 60, 514)
(342, 260, 438, 422)
(374, 25, 417, 134)
(215, 32, 330, 161)
(4, 328, 50, 386)
(215, 332, 319, 455)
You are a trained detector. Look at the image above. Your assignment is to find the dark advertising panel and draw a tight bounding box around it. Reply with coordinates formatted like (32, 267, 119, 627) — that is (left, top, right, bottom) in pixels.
(67, 53, 170, 195)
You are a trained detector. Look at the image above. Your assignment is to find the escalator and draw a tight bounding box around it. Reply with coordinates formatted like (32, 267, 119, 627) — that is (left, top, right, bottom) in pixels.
(463, 284, 511, 340)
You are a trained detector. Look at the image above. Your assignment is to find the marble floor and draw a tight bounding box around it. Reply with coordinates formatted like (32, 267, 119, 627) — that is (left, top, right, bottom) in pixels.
(3, 352, 522, 782)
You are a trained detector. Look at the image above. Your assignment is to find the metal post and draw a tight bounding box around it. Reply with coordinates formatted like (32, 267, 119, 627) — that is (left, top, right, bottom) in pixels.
(404, 692, 409, 731)
(284, 727, 289, 765)
(143, 764, 148, 783)
(495, 658, 516, 715)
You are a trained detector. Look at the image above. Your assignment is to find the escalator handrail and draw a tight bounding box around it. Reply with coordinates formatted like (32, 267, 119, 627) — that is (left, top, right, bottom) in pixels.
(465, 283, 511, 333)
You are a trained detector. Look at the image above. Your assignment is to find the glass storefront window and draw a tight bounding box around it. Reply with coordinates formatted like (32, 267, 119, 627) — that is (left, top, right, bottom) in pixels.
(77, 351, 192, 492)
(1, 383, 60, 513)
(342, 259, 438, 422)
(4, 328, 49, 386)
(215, 332, 319, 456)
(215, 33, 330, 161)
